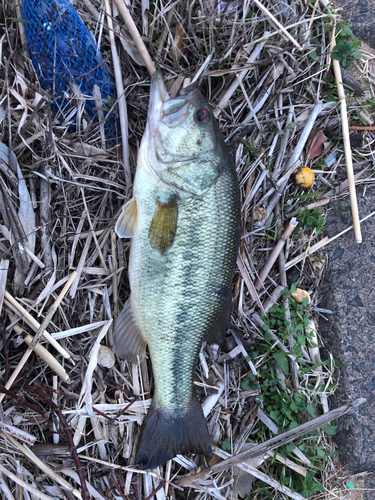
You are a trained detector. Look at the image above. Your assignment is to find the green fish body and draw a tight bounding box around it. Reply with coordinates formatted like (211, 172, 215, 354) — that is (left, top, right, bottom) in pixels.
(114, 72, 241, 469)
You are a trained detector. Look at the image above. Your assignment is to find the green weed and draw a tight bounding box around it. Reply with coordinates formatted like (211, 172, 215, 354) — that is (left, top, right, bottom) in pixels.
(297, 208, 326, 234)
(239, 288, 336, 498)
(331, 23, 361, 68)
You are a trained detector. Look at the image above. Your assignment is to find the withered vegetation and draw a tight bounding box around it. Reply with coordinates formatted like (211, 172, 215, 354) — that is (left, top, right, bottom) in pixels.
(0, 0, 374, 499)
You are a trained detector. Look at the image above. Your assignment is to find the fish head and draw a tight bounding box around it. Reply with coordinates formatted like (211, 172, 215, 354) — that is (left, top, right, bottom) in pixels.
(141, 71, 225, 196)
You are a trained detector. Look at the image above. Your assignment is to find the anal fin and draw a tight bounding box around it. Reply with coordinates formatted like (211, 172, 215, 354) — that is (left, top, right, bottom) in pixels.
(113, 298, 147, 364)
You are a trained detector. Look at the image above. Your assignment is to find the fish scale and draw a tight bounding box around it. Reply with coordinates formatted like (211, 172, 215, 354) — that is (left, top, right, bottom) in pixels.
(131, 167, 239, 411)
(114, 71, 241, 469)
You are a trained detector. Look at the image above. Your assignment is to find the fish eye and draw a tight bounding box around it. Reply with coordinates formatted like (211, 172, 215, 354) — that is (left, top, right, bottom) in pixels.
(195, 108, 209, 122)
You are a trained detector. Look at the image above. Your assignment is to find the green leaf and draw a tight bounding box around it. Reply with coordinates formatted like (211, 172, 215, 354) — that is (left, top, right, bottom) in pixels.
(321, 423, 337, 435)
(8, 17, 28, 23)
(290, 401, 298, 412)
(273, 351, 289, 375)
(306, 404, 316, 418)
(306, 216, 315, 225)
(310, 51, 317, 60)
(302, 297, 310, 307)
(340, 25, 353, 37)
(313, 483, 325, 492)
(353, 49, 362, 59)
(317, 447, 326, 458)
(222, 440, 231, 451)
(270, 410, 279, 420)
(264, 330, 273, 342)
(332, 40, 353, 60)
(241, 379, 250, 391)
(290, 283, 297, 293)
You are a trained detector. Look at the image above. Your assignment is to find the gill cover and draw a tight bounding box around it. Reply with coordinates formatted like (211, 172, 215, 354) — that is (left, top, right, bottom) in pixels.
(142, 71, 222, 196)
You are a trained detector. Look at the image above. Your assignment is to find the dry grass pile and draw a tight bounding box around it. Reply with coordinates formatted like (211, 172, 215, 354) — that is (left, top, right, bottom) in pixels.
(0, 0, 374, 499)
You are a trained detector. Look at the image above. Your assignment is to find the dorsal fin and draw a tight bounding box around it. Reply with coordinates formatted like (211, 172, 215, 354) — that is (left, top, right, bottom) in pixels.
(115, 198, 138, 238)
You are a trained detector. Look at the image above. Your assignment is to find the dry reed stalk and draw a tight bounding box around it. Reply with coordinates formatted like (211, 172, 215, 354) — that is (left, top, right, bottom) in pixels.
(213, 447, 306, 500)
(254, 218, 298, 289)
(78, 455, 162, 478)
(114, 0, 156, 75)
(330, 25, 362, 243)
(5, 313, 70, 383)
(164, 460, 172, 496)
(286, 209, 375, 270)
(176, 398, 365, 486)
(252, 0, 303, 50)
(0, 463, 58, 500)
(0, 476, 15, 500)
(214, 38, 269, 117)
(21, 328, 71, 382)
(4, 291, 70, 358)
(306, 318, 329, 413)
(0, 259, 9, 315)
(4, 435, 83, 498)
(156, 7, 174, 56)
(104, 0, 131, 188)
(0, 273, 77, 401)
(0, 421, 36, 445)
(279, 247, 299, 390)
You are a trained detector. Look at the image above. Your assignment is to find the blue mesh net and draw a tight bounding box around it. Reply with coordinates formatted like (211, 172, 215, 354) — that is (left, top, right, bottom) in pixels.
(22, 0, 118, 144)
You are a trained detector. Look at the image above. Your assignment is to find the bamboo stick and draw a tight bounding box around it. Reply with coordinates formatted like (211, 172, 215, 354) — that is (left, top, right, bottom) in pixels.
(331, 26, 362, 243)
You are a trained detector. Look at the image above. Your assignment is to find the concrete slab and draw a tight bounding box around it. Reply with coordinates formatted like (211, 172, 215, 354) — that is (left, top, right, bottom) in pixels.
(319, 189, 375, 478)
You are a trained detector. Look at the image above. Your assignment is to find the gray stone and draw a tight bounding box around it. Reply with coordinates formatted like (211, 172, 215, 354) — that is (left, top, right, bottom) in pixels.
(332, 246, 345, 260)
(348, 295, 364, 307)
(319, 189, 375, 474)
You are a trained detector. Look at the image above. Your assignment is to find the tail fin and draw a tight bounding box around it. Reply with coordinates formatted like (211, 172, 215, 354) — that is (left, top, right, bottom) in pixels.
(135, 398, 212, 470)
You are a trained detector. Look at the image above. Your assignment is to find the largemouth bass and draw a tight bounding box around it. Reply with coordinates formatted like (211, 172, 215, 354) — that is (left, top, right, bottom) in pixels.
(114, 71, 241, 469)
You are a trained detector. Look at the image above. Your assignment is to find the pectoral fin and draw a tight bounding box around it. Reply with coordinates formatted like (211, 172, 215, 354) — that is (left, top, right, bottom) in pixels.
(115, 198, 138, 238)
(113, 298, 147, 364)
(148, 197, 178, 255)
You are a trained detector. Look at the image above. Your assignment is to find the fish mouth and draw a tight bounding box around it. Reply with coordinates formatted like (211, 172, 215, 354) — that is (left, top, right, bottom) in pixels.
(147, 70, 170, 131)
(178, 81, 200, 97)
